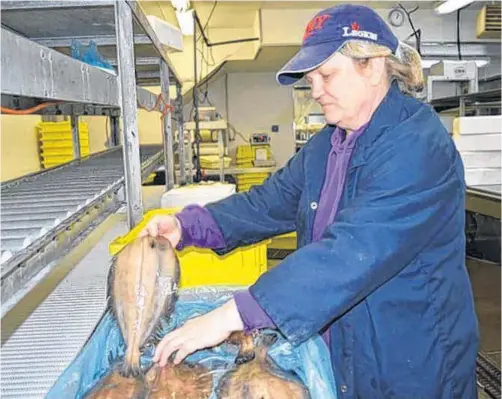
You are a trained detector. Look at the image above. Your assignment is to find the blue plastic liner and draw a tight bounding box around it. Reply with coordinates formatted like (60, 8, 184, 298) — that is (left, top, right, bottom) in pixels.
(45, 286, 338, 399)
(71, 40, 115, 73)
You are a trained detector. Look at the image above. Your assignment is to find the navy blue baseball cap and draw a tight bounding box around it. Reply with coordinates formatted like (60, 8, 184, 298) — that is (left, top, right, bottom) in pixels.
(276, 4, 400, 86)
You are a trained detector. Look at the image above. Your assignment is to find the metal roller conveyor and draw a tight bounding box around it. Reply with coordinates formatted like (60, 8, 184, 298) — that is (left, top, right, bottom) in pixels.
(0, 145, 164, 308)
(1, 220, 128, 399)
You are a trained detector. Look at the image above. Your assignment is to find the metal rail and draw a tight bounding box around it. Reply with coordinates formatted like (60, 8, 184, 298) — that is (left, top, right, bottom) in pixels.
(466, 186, 501, 219)
(0, 145, 163, 308)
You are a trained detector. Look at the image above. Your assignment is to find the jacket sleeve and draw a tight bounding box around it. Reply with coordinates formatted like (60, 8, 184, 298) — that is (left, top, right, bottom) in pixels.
(203, 145, 306, 255)
(248, 125, 464, 346)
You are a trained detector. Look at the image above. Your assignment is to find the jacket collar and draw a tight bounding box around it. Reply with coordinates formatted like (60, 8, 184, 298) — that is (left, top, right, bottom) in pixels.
(348, 82, 406, 169)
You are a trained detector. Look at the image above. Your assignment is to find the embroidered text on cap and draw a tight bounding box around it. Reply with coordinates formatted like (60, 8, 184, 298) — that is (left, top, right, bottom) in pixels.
(303, 14, 330, 41)
(342, 21, 378, 41)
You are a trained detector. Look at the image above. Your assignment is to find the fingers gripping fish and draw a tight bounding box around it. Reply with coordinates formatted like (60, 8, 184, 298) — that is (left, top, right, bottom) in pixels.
(108, 236, 180, 378)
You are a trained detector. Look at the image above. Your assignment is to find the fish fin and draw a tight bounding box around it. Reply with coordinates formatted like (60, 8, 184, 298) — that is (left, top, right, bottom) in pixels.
(121, 346, 143, 378)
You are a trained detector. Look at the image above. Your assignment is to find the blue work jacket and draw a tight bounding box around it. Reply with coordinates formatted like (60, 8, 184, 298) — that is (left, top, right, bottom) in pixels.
(206, 83, 479, 399)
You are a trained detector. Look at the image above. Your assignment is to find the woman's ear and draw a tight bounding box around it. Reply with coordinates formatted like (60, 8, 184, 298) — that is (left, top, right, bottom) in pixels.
(368, 57, 387, 86)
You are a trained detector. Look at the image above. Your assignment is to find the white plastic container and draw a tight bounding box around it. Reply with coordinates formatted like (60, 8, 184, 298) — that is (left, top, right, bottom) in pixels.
(460, 151, 501, 169)
(160, 182, 236, 209)
(464, 168, 501, 186)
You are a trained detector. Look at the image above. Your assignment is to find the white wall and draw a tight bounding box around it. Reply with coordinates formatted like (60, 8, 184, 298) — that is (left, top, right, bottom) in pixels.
(184, 71, 295, 169)
(226, 72, 295, 168)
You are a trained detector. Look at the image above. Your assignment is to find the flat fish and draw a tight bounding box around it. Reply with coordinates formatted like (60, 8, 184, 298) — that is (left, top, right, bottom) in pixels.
(84, 369, 147, 399)
(109, 235, 180, 378)
(216, 333, 311, 399)
(144, 362, 213, 399)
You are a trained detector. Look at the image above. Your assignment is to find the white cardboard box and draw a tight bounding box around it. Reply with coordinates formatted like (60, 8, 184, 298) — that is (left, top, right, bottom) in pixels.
(453, 115, 502, 135)
(453, 133, 501, 152)
(460, 151, 501, 168)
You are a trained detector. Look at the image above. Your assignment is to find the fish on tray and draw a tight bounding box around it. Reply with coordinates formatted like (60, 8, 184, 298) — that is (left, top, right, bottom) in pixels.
(145, 362, 213, 399)
(84, 369, 147, 399)
(108, 235, 180, 378)
(216, 332, 311, 399)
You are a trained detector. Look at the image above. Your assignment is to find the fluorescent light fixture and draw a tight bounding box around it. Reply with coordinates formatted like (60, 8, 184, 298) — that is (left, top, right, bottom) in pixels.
(435, 0, 476, 14)
(421, 59, 490, 68)
(175, 9, 194, 36)
(171, 0, 190, 12)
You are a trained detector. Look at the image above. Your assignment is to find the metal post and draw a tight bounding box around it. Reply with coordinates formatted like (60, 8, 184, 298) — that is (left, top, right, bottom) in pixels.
(218, 129, 224, 182)
(460, 97, 466, 116)
(70, 115, 81, 158)
(160, 60, 175, 191)
(109, 116, 120, 147)
(193, 15, 202, 182)
(115, 0, 143, 228)
(176, 82, 186, 185)
(187, 138, 194, 184)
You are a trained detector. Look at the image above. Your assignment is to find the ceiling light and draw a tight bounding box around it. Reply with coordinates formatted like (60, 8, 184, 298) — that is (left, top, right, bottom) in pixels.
(171, 0, 190, 12)
(435, 0, 476, 15)
(175, 9, 194, 36)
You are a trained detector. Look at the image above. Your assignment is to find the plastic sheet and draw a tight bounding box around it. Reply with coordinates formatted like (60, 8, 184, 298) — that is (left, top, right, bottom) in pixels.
(71, 40, 115, 74)
(45, 286, 338, 399)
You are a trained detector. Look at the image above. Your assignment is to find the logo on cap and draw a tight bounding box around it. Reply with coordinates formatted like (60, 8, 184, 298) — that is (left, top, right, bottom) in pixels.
(303, 14, 330, 41)
(342, 21, 378, 41)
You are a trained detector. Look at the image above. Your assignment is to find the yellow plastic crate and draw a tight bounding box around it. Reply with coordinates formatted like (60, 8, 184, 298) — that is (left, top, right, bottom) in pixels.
(41, 147, 90, 157)
(200, 155, 232, 169)
(37, 120, 90, 168)
(236, 144, 272, 165)
(109, 208, 271, 288)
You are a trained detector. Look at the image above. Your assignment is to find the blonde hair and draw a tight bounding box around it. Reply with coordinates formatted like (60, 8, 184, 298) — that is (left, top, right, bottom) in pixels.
(339, 40, 424, 96)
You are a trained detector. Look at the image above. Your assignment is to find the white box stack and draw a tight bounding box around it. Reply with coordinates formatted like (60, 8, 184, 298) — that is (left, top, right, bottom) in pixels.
(452, 115, 501, 188)
(160, 182, 237, 209)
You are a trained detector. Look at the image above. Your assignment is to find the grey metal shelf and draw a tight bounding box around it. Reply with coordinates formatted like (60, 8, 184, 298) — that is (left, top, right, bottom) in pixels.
(466, 186, 501, 219)
(429, 88, 501, 113)
(1, 0, 184, 224)
(0, 0, 179, 86)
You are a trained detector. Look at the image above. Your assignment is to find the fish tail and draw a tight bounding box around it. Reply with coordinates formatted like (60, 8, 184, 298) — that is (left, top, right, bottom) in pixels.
(122, 346, 142, 378)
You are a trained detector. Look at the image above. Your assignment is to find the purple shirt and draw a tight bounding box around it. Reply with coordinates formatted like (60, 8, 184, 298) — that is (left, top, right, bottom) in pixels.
(175, 124, 368, 343)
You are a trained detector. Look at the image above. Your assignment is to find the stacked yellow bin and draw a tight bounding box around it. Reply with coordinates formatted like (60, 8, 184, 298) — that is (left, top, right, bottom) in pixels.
(37, 120, 90, 168)
(199, 155, 232, 169)
(235, 144, 270, 192)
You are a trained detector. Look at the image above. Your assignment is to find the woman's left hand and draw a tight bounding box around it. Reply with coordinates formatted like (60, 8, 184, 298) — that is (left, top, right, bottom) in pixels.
(153, 298, 244, 366)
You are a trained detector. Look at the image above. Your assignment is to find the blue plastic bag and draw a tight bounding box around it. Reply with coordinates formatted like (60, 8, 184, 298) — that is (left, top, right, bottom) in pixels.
(45, 286, 338, 399)
(71, 40, 115, 73)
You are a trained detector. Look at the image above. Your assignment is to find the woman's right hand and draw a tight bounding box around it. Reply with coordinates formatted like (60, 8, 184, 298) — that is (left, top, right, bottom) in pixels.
(139, 215, 182, 248)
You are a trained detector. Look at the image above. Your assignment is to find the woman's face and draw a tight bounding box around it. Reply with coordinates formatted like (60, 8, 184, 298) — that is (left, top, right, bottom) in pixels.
(305, 52, 384, 130)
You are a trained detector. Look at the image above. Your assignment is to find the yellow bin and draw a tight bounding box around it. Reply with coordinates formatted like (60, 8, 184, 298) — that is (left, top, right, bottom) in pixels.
(109, 208, 270, 288)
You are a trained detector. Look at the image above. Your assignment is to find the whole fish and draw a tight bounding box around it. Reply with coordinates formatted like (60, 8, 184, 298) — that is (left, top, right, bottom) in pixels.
(145, 362, 213, 399)
(84, 369, 147, 399)
(108, 235, 180, 378)
(216, 333, 311, 399)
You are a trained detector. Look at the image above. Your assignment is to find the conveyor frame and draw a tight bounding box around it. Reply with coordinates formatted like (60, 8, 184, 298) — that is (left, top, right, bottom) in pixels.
(0, 146, 165, 312)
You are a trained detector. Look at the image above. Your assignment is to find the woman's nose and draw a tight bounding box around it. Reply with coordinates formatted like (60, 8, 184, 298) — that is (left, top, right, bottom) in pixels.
(310, 81, 323, 101)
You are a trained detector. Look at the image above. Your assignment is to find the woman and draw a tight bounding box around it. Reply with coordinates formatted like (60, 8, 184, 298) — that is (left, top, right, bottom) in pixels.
(141, 4, 479, 398)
